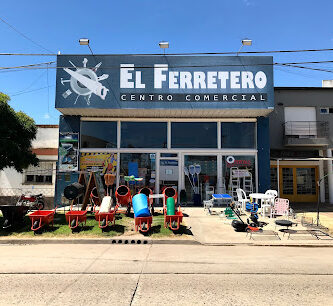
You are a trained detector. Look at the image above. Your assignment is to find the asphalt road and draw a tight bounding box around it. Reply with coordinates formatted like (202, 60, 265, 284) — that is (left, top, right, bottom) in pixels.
(0, 243, 332, 305)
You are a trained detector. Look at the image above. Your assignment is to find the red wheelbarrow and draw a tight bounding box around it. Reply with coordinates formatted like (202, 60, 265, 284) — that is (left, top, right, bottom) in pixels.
(65, 210, 87, 231)
(95, 207, 117, 230)
(164, 207, 183, 231)
(134, 216, 152, 232)
(29, 209, 56, 233)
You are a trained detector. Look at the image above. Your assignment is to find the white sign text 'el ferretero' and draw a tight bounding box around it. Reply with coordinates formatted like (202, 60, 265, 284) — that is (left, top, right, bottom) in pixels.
(120, 64, 267, 90)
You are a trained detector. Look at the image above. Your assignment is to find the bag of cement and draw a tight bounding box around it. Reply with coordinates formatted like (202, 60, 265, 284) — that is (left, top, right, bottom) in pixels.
(99, 196, 113, 213)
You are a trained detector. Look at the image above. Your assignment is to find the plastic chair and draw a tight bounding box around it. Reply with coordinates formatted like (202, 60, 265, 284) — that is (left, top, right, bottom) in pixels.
(261, 190, 278, 217)
(265, 190, 278, 203)
(271, 198, 290, 218)
(236, 188, 249, 212)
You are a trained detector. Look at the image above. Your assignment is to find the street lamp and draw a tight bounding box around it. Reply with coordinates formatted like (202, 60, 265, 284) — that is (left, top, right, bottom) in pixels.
(79, 38, 89, 45)
(237, 39, 252, 55)
(159, 41, 169, 54)
(79, 38, 93, 54)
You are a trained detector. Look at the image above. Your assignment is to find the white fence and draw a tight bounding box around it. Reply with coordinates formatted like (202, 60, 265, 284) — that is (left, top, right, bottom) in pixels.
(0, 187, 55, 197)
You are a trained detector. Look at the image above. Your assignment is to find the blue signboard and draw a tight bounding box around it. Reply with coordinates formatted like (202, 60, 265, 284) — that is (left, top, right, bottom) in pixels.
(55, 55, 273, 110)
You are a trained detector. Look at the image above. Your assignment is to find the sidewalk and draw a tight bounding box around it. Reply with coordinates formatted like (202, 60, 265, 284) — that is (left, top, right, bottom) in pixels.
(182, 207, 333, 246)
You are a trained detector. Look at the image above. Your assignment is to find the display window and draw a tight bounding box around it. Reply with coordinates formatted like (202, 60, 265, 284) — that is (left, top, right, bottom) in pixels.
(221, 122, 255, 148)
(120, 122, 167, 148)
(81, 121, 117, 148)
(119, 153, 156, 193)
(171, 122, 217, 148)
(222, 155, 256, 199)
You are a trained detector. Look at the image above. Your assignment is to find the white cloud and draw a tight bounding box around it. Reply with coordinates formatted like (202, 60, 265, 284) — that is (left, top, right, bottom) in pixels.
(43, 113, 50, 119)
(243, 0, 253, 6)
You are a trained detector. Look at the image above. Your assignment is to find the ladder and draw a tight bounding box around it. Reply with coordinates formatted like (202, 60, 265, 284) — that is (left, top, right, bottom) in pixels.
(229, 167, 240, 201)
(243, 172, 253, 195)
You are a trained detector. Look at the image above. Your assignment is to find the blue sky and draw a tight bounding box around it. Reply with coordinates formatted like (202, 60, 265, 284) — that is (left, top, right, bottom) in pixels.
(0, 0, 333, 124)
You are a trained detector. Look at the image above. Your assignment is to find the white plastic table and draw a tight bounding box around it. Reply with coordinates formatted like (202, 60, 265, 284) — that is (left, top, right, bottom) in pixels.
(249, 193, 274, 218)
(149, 194, 165, 208)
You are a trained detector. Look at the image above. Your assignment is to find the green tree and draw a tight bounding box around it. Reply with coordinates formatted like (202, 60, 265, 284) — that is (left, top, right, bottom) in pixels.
(0, 92, 38, 172)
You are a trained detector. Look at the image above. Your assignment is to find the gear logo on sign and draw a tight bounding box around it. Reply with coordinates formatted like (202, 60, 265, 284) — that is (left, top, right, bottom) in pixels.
(61, 58, 109, 105)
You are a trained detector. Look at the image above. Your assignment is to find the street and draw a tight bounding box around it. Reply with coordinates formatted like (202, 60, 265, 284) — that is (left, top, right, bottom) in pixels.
(0, 243, 332, 305)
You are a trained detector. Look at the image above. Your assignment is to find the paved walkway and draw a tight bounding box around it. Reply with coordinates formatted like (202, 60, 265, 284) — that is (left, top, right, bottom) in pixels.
(182, 207, 333, 246)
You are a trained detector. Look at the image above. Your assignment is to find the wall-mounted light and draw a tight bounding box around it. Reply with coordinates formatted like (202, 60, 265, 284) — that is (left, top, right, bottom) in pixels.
(79, 38, 90, 46)
(159, 41, 169, 55)
(237, 38, 252, 55)
(159, 41, 169, 49)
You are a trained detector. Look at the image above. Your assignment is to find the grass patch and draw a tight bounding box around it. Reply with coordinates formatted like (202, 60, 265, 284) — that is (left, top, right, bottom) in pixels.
(0, 210, 192, 238)
(0, 212, 126, 238)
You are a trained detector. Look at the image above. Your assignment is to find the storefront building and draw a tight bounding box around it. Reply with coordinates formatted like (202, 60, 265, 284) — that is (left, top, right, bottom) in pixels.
(270, 87, 333, 203)
(55, 55, 273, 205)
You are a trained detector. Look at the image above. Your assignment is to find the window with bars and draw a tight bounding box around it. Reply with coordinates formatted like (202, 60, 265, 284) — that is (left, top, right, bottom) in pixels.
(25, 162, 53, 184)
(270, 167, 278, 191)
(282, 168, 294, 195)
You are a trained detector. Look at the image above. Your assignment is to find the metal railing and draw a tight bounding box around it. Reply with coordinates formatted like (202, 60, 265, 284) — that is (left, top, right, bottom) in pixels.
(283, 121, 329, 138)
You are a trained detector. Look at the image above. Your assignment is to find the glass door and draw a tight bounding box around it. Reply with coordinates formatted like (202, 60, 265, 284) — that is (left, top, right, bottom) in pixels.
(183, 155, 217, 206)
(279, 166, 318, 202)
(159, 153, 179, 193)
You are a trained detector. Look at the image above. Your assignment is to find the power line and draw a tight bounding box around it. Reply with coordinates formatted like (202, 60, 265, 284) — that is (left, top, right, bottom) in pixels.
(276, 63, 333, 73)
(10, 85, 55, 97)
(0, 16, 54, 54)
(8, 70, 47, 95)
(2, 60, 333, 71)
(0, 61, 55, 70)
(1, 47, 333, 57)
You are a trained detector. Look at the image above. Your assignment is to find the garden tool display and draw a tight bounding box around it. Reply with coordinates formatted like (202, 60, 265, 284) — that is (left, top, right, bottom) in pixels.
(194, 164, 201, 194)
(104, 173, 115, 196)
(184, 167, 195, 193)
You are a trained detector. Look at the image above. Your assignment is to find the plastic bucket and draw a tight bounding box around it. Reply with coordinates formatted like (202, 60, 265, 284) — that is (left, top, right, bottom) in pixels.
(115, 185, 131, 206)
(166, 197, 175, 215)
(132, 194, 151, 217)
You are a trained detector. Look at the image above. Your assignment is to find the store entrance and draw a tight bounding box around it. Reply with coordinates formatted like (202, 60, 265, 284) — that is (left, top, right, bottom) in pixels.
(278, 165, 318, 202)
(158, 153, 179, 196)
(183, 155, 217, 206)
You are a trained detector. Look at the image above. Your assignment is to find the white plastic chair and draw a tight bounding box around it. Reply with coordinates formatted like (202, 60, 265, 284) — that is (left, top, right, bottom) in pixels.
(261, 190, 278, 217)
(236, 188, 249, 212)
(265, 190, 278, 203)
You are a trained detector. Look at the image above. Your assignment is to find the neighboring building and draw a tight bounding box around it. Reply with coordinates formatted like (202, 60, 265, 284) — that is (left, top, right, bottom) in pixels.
(0, 125, 59, 208)
(54, 54, 273, 205)
(270, 87, 333, 203)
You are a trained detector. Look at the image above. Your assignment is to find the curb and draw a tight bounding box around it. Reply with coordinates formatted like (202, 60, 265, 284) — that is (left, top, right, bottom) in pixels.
(0, 238, 332, 247)
(202, 242, 333, 247)
(0, 238, 198, 246)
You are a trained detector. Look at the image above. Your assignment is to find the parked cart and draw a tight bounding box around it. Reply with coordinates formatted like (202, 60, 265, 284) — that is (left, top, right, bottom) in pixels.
(134, 216, 153, 232)
(132, 194, 152, 233)
(95, 208, 117, 230)
(65, 210, 87, 231)
(165, 209, 183, 231)
(29, 209, 56, 233)
(164, 197, 183, 231)
(0, 205, 29, 229)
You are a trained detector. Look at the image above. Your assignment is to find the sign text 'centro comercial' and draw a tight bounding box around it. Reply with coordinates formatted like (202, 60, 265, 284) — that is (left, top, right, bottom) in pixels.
(55, 55, 274, 107)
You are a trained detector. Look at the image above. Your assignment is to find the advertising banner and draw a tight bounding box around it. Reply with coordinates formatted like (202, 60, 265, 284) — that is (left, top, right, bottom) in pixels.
(80, 152, 117, 175)
(58, 133, 79, 171)
(55, 55, 274, 110)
